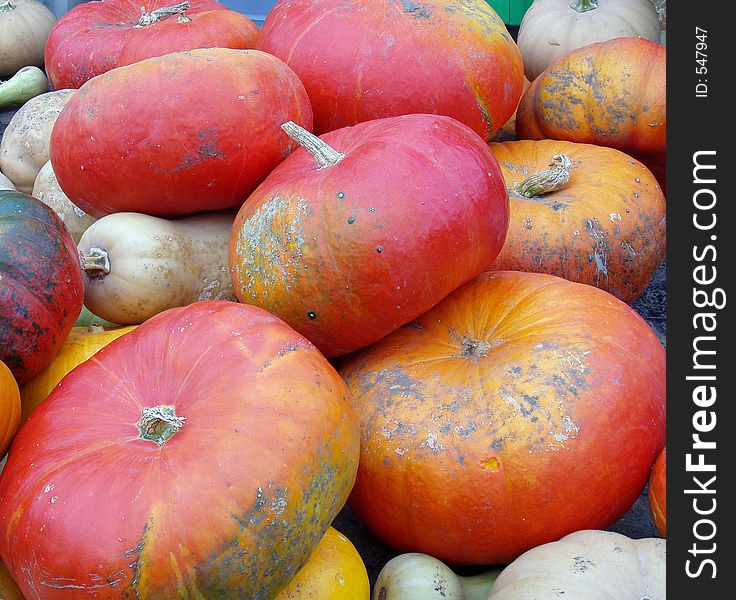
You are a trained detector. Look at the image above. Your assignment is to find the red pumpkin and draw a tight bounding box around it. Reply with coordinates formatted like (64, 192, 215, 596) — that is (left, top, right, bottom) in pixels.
(0, 300, 360, 599)
(229, 115, 509, 357)
(50, 48, 313, 218)
(488, 140, 666, 303)
(0, 190, 84, 384)
(515, 37, 665, 182)
(340, 271, 666, 564)
(44, 0, 259, 89)
(649, 446, 666, 537)
(256, 0, 524, 140)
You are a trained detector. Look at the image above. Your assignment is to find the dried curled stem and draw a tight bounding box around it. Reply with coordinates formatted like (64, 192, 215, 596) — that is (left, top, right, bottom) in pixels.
(514, 154, 572, 198)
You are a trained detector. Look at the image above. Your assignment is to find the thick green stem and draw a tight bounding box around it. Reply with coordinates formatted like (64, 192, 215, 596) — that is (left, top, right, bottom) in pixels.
(137, 406, 186, 446)
(281, 121, 344, 169)
(570, 0, 599, 13)
(461, 569, 503, 600)
(0, 66, 49, 109)
(79, 247, 111, 277)
(514, 154, 572, 198)
(0, 1, 16, 12)
(136, 1, 190, 27)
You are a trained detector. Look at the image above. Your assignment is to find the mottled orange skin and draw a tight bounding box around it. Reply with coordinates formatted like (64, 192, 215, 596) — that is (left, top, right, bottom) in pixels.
(257, 0, 524, 140)
(50, 48, 313, 218)
(229, 114, 509, 358)
(489, 140, 665, 303)
(648, 446, 666, 537)
(0, 301, 360, 599)
(45, 0, 259, 89)
(515, 37, 665, 170)
(0, 360, 20, 458)
(341, 271, 666, 565)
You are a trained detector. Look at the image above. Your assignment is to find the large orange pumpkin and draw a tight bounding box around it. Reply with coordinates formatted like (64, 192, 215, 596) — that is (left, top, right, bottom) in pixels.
(515, 37, 665, 185)
(0, 300, 359, 599)
(340, 271, 666, 565)
(44, 0, 259, 89)
(230, 115, 509, 358)
(256, 0, 524, 141)
(50, 48, 313, 218)
(488, 140, 665, 303)
(0, 360, 20, 457)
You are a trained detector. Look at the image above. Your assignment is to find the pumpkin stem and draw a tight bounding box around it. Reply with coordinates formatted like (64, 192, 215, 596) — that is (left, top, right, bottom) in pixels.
(137, 405, 186, 446)
(514, 154, 572, 198)
(570, 0, 598, 13)
(86, 323, 107, 334)
(136, 1, 190, 27)
(461, 568, 503, 600)
(79, 247, 111, 277)
(0, 1, 16, 12)
(281, 121, 345, 169)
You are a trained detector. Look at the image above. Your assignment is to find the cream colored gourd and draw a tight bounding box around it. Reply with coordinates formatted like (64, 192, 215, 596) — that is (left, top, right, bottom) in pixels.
(517, 0, 661, 81)
(78, 211, 238, 324)
(0, 65, 48, 109)
(33, 160, 95, 244)
(373, 553, 500, 600)
(0, 0, 56, 77)
(0, 171, 13, 190)
(0, 88, 75, 193)
(488, 530, 665, 600)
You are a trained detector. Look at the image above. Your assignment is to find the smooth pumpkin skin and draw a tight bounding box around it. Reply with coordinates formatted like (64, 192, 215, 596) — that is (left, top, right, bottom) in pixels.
(489, 530, 664, 599)
(649, 446, 666, 537)
(50, 48, 313, 218)
(0, 360, 21, 458)
(0, 190, 84, 385)
(515, 37, 665, 170)
(488, 140, 665, 303)
(0, 558, 24, 600)
(517, 0, 660, 81)
(19, 324, 137, 425)
(256, 0, 524, 140)
(275, 527, 370, 600)
(44, 0, 258, 89)
(340, 271, 666, 565)
(0, 300, 360, 599)
(229, 114, 509, 358)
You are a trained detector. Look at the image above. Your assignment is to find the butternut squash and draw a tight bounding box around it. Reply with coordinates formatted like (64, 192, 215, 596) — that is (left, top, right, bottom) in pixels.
(78, 211, 237, 324)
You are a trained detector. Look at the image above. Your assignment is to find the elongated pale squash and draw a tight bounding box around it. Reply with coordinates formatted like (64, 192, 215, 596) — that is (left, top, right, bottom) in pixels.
(78, 211, 237, 324)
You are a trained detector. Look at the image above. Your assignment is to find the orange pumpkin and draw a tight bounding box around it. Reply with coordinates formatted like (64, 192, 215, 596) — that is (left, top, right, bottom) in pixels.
(515, 37, 665, 185)
(649, 446, 666, 537)
(0, 359, 20, 457)
(19, 323, 136, 425)
(340, 271, 666, 565)
(488, 140, 665, 303)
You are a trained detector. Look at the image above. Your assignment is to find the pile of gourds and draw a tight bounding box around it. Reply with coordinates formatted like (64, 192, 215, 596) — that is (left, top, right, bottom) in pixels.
(1, 0, 667, 598)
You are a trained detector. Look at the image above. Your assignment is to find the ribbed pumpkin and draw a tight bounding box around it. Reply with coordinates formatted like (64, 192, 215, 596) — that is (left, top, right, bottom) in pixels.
(649, 446, 666, 537)
(50, 48, 313, 218)
(515, 37, 665, 186)
(19, 323, 137, 425)
(44, 0, 259, 89)
(0, 360, 20, 457)
(0, 300, 359, 599)
(488, 140, 665, 303)
(341, 271, 666, 564)
(0, 190, 84, 385)
(229, 115, 509, 358)
(256, 0, 524, 141)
